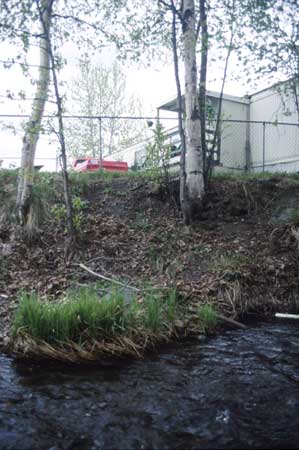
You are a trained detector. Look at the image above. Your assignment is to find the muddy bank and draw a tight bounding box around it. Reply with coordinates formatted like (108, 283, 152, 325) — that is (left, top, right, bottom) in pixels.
(1, 174, 299, 355)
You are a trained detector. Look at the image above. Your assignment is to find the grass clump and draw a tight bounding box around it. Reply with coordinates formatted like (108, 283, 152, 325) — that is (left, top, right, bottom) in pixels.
(143, 289, 177, 332)
(198, 303, 218, 334)
(210, 253, 249, 273)
(13, 289, 135, 344)
(13, 287, 180, 353)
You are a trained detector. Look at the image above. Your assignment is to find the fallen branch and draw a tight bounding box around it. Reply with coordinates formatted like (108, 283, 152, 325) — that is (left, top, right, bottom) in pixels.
(79, 263, 140, 292)
(79, 263, 170, 293)
(86, 255, 130, 264)
(216, 313, 247, 329)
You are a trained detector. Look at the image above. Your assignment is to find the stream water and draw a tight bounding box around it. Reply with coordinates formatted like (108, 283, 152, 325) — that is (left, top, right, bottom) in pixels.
(0, 322, 299, 450)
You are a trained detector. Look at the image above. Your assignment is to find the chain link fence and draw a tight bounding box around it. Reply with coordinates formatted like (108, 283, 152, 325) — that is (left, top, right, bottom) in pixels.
(207, 119, 299, 174)
(0, 114, 299, 174)
(0, 114, 177, 171)
(249, 121, 299, 173)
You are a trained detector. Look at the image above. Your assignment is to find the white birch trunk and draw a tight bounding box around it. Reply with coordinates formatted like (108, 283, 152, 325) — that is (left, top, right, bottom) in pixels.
(182, 0, 205, 221)
(16, 0, 52, 225)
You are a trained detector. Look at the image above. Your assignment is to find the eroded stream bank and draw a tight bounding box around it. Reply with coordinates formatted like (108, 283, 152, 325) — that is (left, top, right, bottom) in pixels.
(1, 321, 299, 450)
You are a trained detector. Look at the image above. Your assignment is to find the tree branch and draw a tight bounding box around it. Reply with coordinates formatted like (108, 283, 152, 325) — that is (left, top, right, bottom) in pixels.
(51, 13, 113, 41)
(158, 0, 183, 23)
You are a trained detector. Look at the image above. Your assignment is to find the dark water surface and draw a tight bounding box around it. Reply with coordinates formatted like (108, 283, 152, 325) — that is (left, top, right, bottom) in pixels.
(0, 322, 299, 450)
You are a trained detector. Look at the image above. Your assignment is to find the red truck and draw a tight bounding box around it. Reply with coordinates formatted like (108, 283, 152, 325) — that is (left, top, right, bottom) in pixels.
(73, 157, 128, 173)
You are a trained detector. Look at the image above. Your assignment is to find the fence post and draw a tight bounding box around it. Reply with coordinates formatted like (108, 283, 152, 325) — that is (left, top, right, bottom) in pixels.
(262, 122, 266, 173)
(245, 101, 251, 172)
(98, 117, 103, 167)
(245, 123, 251, 172)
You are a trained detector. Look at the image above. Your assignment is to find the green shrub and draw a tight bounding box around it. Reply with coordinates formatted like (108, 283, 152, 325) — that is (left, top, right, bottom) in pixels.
(51, 195, 88, 231)
(143, 123, 172, 184)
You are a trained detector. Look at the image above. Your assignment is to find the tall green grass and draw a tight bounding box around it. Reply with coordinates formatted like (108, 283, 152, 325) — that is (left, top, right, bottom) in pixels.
(143, 289, 177, 331)
(198, 303, 218, 334)
(13, 287, 179, 345)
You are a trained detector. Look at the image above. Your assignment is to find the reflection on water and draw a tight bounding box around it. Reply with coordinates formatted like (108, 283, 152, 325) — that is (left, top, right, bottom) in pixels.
(0, 322, 299, 449)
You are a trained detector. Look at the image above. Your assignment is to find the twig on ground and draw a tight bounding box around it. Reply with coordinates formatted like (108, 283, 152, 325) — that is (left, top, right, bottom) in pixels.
(129, 183, 147, 192)
(86, 255, 130, 264)
(78, 263, 170, 293)
(79, 263, 140, 291)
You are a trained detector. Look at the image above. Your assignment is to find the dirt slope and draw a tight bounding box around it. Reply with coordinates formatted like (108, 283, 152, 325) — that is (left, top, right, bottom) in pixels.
(1, 175, 299, 346)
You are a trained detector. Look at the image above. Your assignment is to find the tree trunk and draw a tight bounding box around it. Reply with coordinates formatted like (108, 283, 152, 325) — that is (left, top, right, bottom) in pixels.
(182, 0, 205, 224)
(16, 0, 53, 225)
(170, 5, 187, 221)
(40, 11, 75, 242)
(33, 0, 74, 244)
(199, 0, 208, 188)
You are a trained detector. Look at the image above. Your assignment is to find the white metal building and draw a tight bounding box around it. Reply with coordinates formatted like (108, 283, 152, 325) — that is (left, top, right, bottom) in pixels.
(111, 79, 299, 174)
(249, 83, 299, 172)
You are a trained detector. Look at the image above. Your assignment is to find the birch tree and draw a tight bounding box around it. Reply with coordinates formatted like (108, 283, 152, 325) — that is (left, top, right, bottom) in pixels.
(182, 0, 205, 222)
(36, 0, 75, 241)
(16, 0, 54, 226)
(156, 0, 204, 223)
(0, 0, 126, 236)
(129, 0, 238, 223)
(170, 3, 187, 221)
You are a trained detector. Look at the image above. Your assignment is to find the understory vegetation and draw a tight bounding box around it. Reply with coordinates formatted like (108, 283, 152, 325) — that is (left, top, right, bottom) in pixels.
(0, 169, 141, 234)
(2, 169, 299, 362)
(12, 283, 222, 361)
(2, 168, 299, 232)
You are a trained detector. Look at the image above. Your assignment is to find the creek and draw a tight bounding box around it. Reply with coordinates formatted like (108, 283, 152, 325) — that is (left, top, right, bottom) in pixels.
(0, 322, 299, 450)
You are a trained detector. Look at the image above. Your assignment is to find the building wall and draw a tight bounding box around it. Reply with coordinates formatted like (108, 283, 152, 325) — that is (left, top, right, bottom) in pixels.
(249, 84, 299, 172)
(109, 83, 299, 174)
(109, 144, 141, 167)
(217, 98, 248, 171)
(250, 84, 298, 123)
(109, 94, 250, 171)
